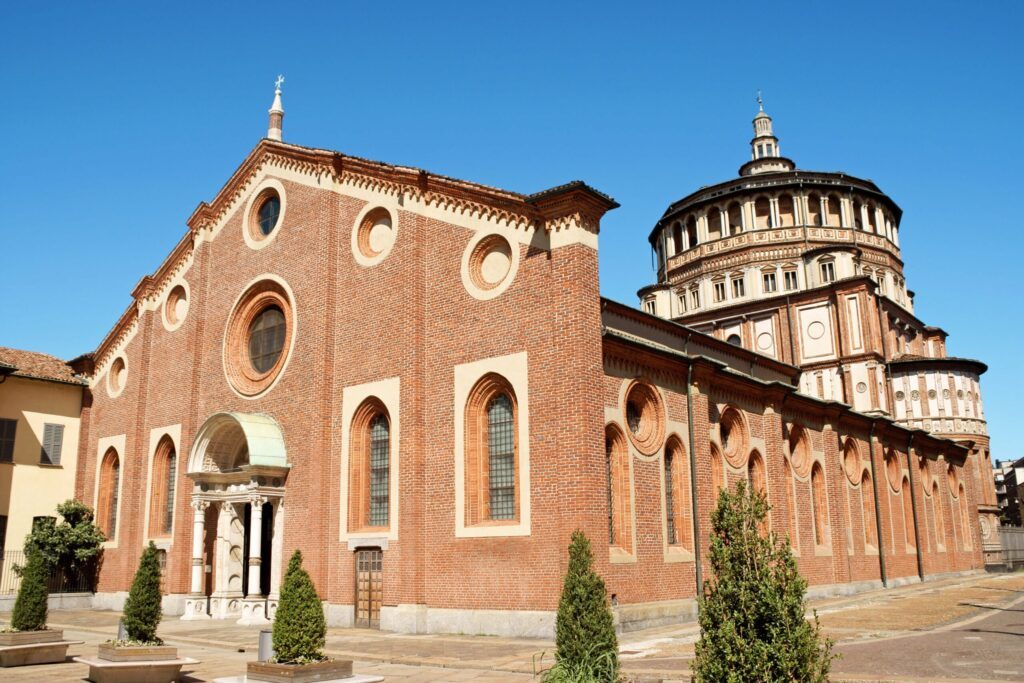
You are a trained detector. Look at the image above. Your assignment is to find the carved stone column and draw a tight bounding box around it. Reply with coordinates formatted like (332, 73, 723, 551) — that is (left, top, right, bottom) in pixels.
(181, 499, 210, 620)
(238, 495, 271, 625)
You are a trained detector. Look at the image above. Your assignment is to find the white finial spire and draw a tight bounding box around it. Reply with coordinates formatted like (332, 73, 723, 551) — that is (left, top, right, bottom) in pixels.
(267, 75, 284, 141)
(739, 94, 795, 176)
(756, 89, 763, 111)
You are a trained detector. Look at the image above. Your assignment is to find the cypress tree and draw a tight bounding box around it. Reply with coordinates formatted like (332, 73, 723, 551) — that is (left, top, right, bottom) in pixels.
(122, 541, 163, 644)
(272, 550, 326, 664)
(11, 549, 49, 631)
(548, 530, 618, 682)
(693, 480, 835, 682)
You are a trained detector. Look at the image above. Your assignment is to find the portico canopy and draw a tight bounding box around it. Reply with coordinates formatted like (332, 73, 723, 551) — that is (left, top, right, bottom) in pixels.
(188, 412, 289, 474)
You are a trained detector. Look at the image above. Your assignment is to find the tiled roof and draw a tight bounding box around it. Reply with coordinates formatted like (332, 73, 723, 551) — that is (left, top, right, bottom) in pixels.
(0, 346, 86, 385)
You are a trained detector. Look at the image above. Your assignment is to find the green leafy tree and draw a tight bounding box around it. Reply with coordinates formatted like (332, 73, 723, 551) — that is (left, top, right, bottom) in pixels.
(24, 499, 105, 573)
(11, 550, 49, 631)
(547, 530, 618, 682)
(121, 542, 163, 644)
(693, 481, 835, 682)
(272, 550, 326, 664)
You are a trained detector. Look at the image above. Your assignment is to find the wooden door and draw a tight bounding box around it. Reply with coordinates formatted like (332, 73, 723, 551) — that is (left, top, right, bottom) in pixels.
(354, 549, 382, 629)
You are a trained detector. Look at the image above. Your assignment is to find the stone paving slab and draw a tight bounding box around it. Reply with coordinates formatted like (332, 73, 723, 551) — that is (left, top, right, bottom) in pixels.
(2, 571, 1023, 681)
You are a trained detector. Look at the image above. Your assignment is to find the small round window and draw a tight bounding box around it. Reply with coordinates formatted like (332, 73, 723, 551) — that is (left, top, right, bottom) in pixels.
(257, 193, 281, 237)
(107, 356, 127, 397)
(248, 305, 286, 373)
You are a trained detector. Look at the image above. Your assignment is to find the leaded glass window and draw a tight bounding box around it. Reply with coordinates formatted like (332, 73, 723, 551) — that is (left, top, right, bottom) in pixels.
(665, 449, 677, 545)
(487, 394, 515, 520)
(164, 447, 176, 534)
(626, 401, 641, 435)
(258, 195, 281, 236)
(108, 459, 120, 538)
(369, 414, 390, 527)
(248, 306, 286, 373)
(606, 436, 615, 544)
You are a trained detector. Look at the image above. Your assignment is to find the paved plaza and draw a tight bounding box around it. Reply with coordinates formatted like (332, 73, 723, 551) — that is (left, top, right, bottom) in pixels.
(2, 571, 1023, 682)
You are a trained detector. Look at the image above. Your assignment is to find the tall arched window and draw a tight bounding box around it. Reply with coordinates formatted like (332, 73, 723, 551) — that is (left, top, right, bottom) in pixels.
(350, 398, 391, 531)
(784, 456, 798, 540)
(707, 209, 723, 240)
(686, 216, 698, 249)
(811, 462, 828, 547)
(754, 197, 771, 229)
(97, 448, 120, 539)
(672, 223, 683, 255)
(778, 195, 795, 227)
(664, 438, 689, 549)
(902, 476, 915, 551)
(958, 484, 971, 549)
(932, 481, 946, 550)
(465, 374, 519, 525)
(826, 193, 843, 226)
(727, 202, 743, 234)
(710, 443, 724, 496)
(862, 471, 877, 548)
(606, 424, 632, 551)
(148, 436, 177, 538)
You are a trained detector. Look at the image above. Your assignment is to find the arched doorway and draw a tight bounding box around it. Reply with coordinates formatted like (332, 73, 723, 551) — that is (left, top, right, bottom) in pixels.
(182, 413, 289, 624)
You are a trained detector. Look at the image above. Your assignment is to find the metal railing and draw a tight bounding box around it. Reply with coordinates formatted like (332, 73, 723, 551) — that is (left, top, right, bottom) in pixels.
(0, 550, 96, 595)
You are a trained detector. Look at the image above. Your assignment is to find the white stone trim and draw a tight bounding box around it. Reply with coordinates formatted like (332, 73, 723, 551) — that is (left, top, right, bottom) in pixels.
(350, 202, 399, 268)
(454, 351, 531, 537)
(221, 273, 298, 401)
(94, 434, 127, 549)
(339, 376, 401, 543)
(142, 424, 182, 546)
(242, 177, 287, 251)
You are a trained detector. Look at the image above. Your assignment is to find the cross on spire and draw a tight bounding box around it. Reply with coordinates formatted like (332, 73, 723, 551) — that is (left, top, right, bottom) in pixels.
(275, 74, 285, 92)
(756, 89, 763, 111)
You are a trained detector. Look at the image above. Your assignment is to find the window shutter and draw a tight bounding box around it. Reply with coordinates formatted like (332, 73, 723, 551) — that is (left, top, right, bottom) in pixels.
(40, 423, 64, 465)
(0, 419, 16, 463)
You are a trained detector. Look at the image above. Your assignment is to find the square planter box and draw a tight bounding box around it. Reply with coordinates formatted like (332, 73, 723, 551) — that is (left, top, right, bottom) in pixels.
(247, 658, 354, 683)
(75, 652, 198, 683)
(98, 643, 178, 662)
(0, 628, 83, 668)
(0, 629, 63, 646)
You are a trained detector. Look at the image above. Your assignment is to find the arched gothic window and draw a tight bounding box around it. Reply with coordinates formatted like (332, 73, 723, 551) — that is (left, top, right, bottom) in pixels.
(148, 436, 177, 537)
(862, 471, 877, 548)
(606, 424, 632, 551)
(811, 462, 828, 547)
(932, 481, 945, 550)
(902, 476, 915, 551)
(349, 399, 391, 530)
(664, 438, 689, 549)
(465, 375, 519, 525)
(958, 484, 971, 549)
(97, 448, 120, 539)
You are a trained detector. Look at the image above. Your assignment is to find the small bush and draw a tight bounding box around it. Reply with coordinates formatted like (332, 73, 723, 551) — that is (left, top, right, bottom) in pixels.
(693, 480, 835, 682)
(121, 542, 163, 644)
(24, 499, 105, 572)
(272, 550, 327, 664)
(11, 550, 48, 631)
(548, 530, 618, 682)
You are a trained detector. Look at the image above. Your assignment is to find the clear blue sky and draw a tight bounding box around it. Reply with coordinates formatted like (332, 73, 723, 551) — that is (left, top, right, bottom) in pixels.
(1, 2, 1021, 456)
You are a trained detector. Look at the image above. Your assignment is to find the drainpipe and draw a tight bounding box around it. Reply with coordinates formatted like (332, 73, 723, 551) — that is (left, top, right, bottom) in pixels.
(905, 432, 924, 580)
(868, 421, 888, 587)
(685, 347, 703, 596)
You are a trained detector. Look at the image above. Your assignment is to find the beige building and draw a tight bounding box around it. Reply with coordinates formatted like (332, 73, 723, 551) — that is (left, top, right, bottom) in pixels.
(0, 347, 87, 561)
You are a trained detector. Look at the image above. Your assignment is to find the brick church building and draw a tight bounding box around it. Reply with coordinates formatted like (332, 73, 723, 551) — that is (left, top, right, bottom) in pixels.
(71, 84, 993, 636)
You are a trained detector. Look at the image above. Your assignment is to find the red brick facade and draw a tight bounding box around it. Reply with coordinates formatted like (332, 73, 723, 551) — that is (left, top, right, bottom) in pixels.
(73, 138, 982, 635)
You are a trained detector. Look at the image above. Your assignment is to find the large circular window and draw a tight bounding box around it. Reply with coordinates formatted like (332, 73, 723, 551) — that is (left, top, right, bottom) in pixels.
(224, 278, 295, 397)
(351, 204, 399, 267)
(788, 425, 812, 478)
(623, 380, 665, 456)
(885, 449, 902, 493)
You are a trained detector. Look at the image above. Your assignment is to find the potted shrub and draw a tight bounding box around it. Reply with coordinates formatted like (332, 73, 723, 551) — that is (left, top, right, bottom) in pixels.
(247, 550, 354, 683)
(75, 541, 197, 682)
(0, 548, 83, 666)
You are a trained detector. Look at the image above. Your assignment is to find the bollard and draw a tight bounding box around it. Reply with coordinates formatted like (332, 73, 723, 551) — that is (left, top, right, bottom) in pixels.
(258, 629, 274, 662)
(117, 619, 127, 641)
